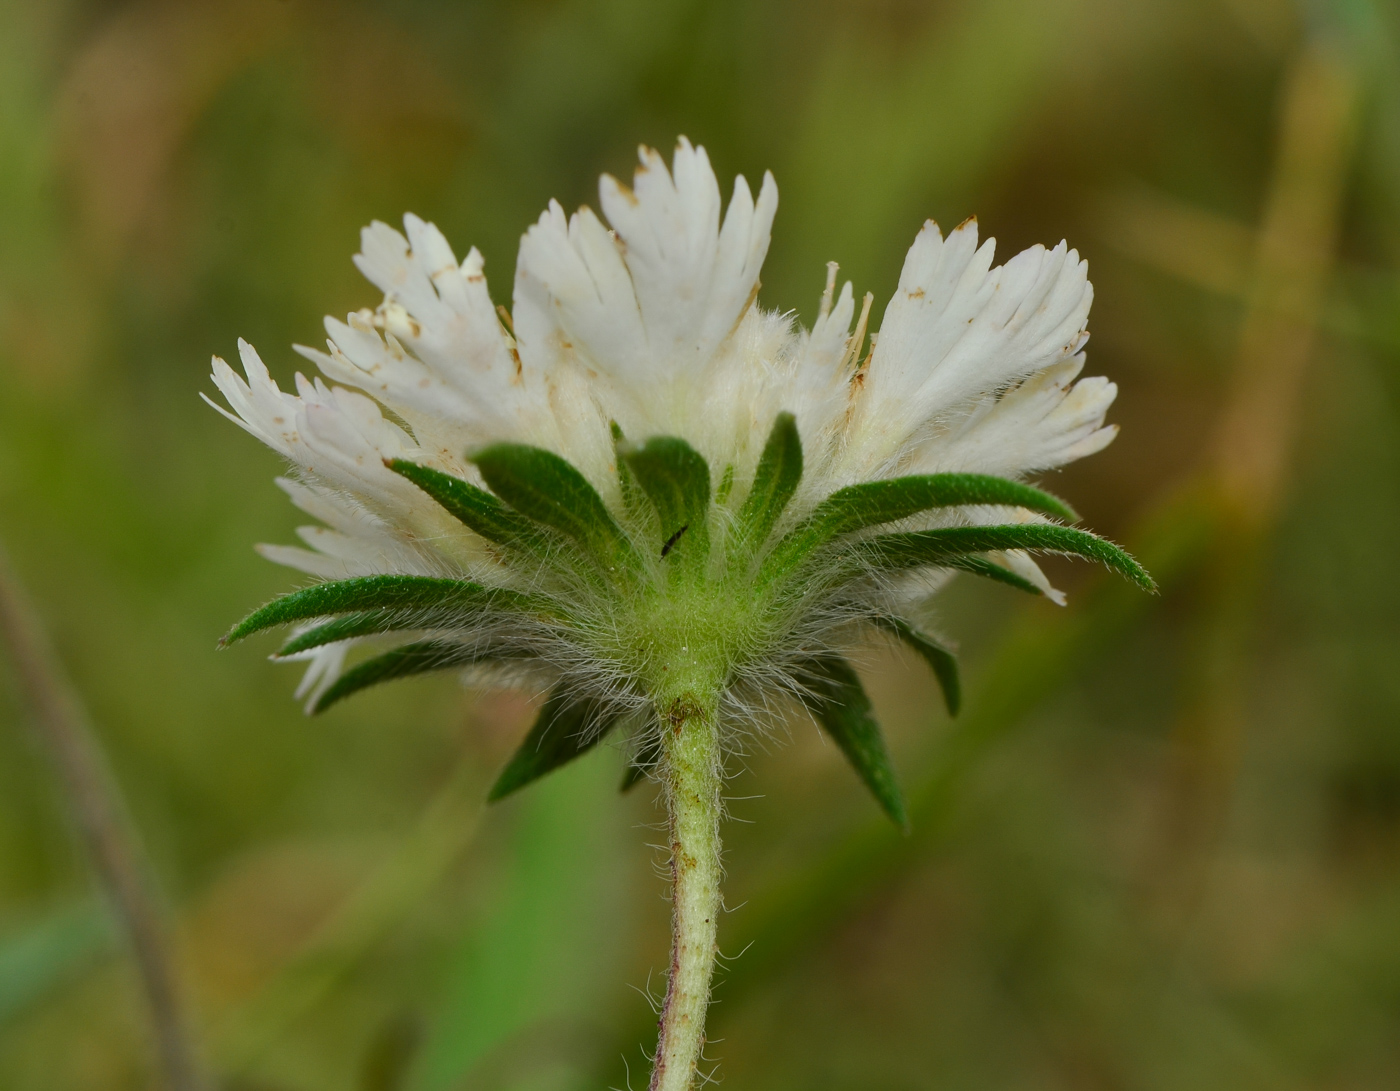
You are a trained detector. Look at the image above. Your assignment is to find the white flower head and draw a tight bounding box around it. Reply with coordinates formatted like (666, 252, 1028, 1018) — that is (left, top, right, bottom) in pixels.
(212, 137, 1146, 810)
(213, 136, 1154, 1091)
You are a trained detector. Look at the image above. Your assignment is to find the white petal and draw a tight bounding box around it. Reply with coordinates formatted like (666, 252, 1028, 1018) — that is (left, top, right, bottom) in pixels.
(513, 139, 778, 445)
(255, 542, 365, 580)
(839, 220, 1093, 479)
(513, 199, 648, 389)
(599, 139, 777, 372)
(287, 641, 350, 714)
(209, 340, 500, 576)
(995, 550, 1067, 607)
(906, 357, 1119, 477)
(343, 217, 551, 450)
(204, 341, 305, 458)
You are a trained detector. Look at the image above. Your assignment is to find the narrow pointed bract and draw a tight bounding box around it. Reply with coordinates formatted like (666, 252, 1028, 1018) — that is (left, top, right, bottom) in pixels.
(619, 435, 712, 567)
(489, 691, 623, 801)
(798, 654, 909, 829)
(872, 616, 961, 718)
(735, 411, 802, 550)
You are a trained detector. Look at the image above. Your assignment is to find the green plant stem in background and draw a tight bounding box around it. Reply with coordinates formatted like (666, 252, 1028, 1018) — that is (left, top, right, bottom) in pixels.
(1147, 40, 1357, 930)
(0, 544, 211, 1091)
(650, 684, 723, 1091)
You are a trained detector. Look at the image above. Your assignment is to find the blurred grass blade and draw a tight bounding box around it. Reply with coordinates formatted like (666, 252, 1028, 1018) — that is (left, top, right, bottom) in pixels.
(360, 1014, 422, 1091)
(735, 412, 802, 549)
(489, 691, 621, 801)
(0, 901, 113, 1027)
(216, 758, 487, 1076)
(619, 435, 712, 567)
(797, 655, 908, 829)
(472, 443, 637, 574)
(417, 746, 628, 1085)
(861, 524, 1155, 590)
(872, 616, 960, 716)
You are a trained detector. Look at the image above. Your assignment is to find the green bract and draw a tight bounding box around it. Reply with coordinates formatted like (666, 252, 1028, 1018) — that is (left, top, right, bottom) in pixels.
(223, 416, 1152, 824)
(488, 691, 624, 801)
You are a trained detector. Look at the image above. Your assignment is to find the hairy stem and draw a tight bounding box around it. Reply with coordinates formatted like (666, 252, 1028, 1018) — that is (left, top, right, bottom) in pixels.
(649, 688, 723, 1091)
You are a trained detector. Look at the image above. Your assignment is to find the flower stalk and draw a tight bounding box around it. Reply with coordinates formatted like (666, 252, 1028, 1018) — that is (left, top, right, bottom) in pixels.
(651, 686, 724, 1091)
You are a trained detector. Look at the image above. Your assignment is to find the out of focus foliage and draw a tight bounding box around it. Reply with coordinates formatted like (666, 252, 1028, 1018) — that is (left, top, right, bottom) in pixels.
(2, 0, 1399, 1088)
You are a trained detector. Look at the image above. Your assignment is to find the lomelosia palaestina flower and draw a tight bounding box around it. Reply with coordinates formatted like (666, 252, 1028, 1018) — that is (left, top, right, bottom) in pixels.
(210, 138, 1151, 1091)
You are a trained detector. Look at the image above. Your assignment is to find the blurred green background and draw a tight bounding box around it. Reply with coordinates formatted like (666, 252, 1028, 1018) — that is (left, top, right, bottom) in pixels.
(2, 0, 1399, 1088)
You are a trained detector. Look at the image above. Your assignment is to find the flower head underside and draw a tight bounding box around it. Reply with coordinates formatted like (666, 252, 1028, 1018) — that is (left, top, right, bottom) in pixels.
(211, 138, 1149, 817)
